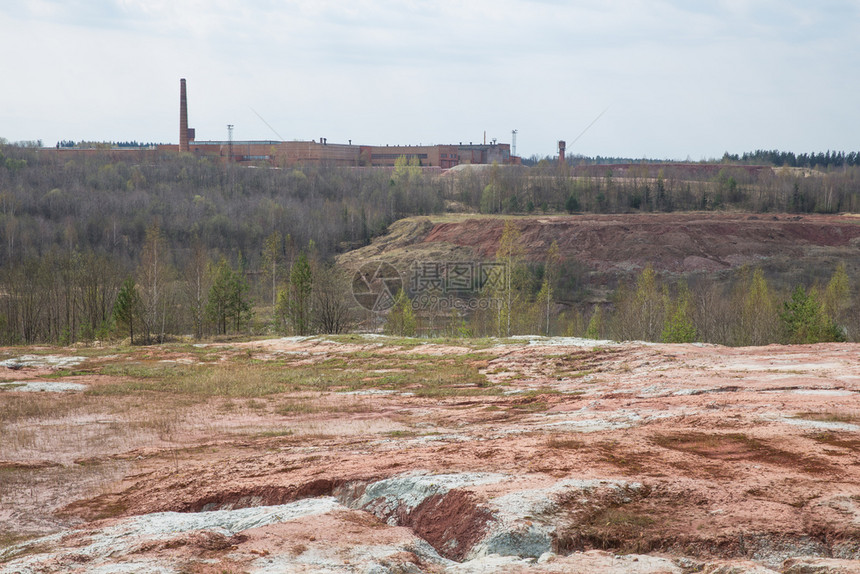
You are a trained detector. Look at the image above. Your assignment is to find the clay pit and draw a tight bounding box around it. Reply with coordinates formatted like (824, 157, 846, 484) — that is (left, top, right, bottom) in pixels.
(2, 336, 860, 572)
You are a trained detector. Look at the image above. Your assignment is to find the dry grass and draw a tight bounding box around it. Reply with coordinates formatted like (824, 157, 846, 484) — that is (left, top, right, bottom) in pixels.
(555, 502, 661, 553)
(0, 539, 53, 564)
(0, 387, 198, 463)
(0, 393, 91, 425)
(95, 362, 296, 397)
(276, 400, 321, 416)
(0, 531, 38, 550)
(654, 432, 833, 475)
(92, 349, 497, 399)
(289, 418, 404, 437)
(507, 399, 549, 413)
(0, 459, 130, 544)
(794, 411, 860, 424)
(595, 440, 650, 475)
(384, 430, 422, 438)
(808, 432, 860, 450)
(2, 412, 183, 461)
(546, 435, 585, 450)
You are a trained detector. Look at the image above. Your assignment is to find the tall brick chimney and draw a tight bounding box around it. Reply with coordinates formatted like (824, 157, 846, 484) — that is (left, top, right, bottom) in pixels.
(180, 78, 189, 152)
(558, 140, 566, 168)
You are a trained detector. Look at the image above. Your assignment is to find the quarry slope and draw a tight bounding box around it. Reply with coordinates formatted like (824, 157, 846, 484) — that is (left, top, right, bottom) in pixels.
(2, 337, 860, 572)
(338, 213, 860, 282)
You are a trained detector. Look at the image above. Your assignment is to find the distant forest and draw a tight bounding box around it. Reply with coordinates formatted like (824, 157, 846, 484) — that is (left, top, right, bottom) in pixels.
(0, 141, 858, 345)
(523, 149, 860, 169)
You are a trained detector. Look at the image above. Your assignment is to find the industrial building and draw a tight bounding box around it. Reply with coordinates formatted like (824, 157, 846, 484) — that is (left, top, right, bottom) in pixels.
(159, 79, 518, 169)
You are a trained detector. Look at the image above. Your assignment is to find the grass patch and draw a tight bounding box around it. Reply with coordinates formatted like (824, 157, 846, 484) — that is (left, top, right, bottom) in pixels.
(321, 334, 428, 348)
(794, 411, 860, 424)
(808, 432, 860, 450)
(592, 507, 655, 531)
(412, 385, 502, 398)
(0, 460, 61, 471)
(41, 369, 92, 379)
(78, 347, 499, 402)
(553, 481, 666, 554)
(508, 399, 549, 412)
(556, 369, 594, 380)
(0, 393, 91, 424)
(321, 334, 511, 350)
(0, 531, 40, 550)
(654, 432, 832, 474)
(552, 348, 621, 375)
(94, 361, 345, 397)
(276, 395, 377, 416)
(555, 505, 660, 554)
(276, 400, 320, 415)
(505, 389, 566, 413)
(385, 430, 421, 438)
(595, 441, 649, 474)
(0, 538, 53, 564)
(360, 354, 498, 397)
(546, 435, 585, 450)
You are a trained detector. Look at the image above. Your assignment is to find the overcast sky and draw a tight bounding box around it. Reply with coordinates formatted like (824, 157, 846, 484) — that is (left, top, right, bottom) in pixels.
(2, 0, 858, 159)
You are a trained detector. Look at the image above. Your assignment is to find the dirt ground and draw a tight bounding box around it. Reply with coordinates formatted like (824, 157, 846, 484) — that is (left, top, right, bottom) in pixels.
(338, 213, 860, 292)
(424, 213, 860, 271)
(2, 336, 860, 572)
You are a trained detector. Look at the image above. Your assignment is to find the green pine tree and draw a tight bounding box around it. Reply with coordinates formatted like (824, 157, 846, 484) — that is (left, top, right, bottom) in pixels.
(385, 289, 417, 337)
(288, 251, 314, 335)
(780, 285, 842, 344)
(206, 258, 252, 335)
(113, 278, 141, 344)
(585, 306, 603, 340)
(662, 284, 697, 343)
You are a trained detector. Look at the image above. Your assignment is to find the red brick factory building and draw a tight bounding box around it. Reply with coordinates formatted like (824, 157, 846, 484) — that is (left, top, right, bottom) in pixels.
(155, 79, 518, 169)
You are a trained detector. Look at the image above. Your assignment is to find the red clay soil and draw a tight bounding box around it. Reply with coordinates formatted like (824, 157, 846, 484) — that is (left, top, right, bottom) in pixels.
(3, 337, 860, 572)
(398, 489, 493, 561)
(422, 213, 860, 272)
